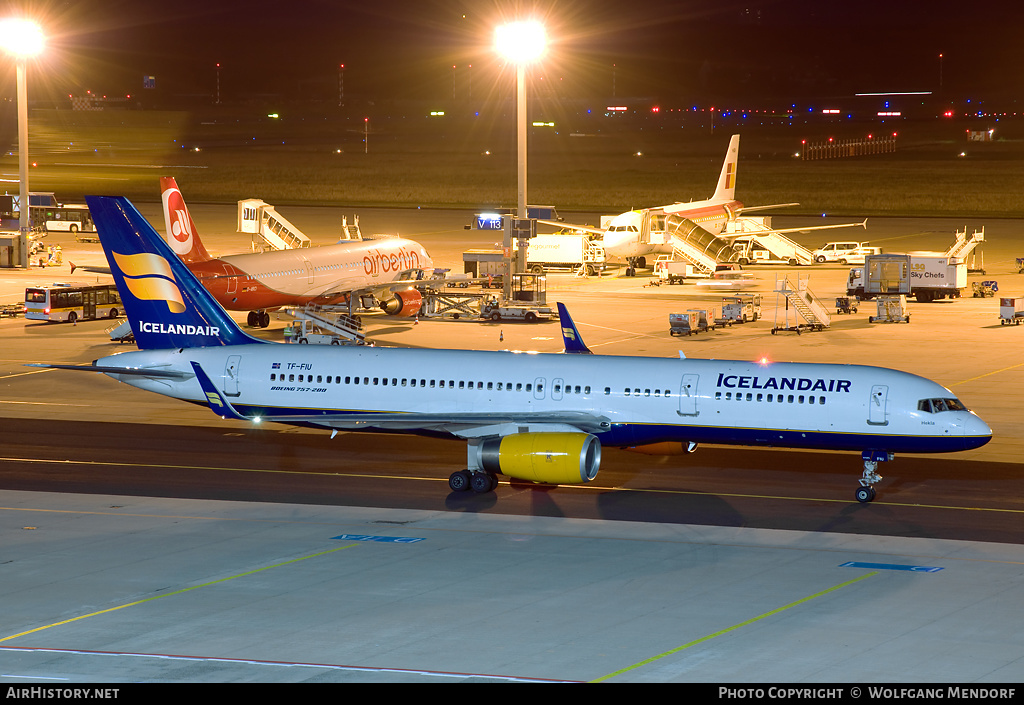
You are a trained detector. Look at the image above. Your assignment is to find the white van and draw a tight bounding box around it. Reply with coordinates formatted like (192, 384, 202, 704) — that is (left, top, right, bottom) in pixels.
(812, 241, 881, 264)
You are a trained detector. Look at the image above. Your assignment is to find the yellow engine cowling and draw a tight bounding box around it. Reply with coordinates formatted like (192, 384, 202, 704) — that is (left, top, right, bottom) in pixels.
(478, 432, 601, 485)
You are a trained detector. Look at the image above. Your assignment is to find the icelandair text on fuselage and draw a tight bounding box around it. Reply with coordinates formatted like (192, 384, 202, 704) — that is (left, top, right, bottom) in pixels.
(717, 687, 1016, 700)
(716, 373, 852, 393)
(139, 321, 220, 337)
(6, 687, 119, 699)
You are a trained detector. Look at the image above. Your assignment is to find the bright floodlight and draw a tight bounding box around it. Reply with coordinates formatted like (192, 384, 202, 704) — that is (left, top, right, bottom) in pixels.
(0, 18, 45, 57)
(495, 21, 546, 64)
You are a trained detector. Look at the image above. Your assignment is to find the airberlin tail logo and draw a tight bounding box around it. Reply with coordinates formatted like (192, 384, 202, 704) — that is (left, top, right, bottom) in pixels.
(112, 251, 186, 313)
(161, 186, 194, 256)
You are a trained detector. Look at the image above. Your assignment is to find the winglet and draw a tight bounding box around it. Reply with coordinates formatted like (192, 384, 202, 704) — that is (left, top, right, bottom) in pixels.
(190, 361, 252, 422)
(556, 302, 592, 354)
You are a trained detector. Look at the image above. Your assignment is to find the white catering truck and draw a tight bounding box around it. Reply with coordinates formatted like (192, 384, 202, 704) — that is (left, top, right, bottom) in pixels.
(847, 252, 967, 302)
(526, 232, 605, 275)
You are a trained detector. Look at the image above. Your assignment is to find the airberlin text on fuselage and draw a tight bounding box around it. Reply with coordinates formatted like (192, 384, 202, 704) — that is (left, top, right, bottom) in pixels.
(364, 247, 420, 276)
(140, 321, 220, 336)
(717, 373, 852, 393)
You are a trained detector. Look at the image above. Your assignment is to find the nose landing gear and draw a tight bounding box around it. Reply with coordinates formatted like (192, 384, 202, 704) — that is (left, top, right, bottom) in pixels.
(856, 450, 892, 503)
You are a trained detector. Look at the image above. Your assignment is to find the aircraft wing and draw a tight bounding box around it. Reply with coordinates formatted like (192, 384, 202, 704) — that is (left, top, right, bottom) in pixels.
(315, 273, 443, 301)
(536, 218, 605, 236)
(734, 202, 801, 215)
(730, 219, 868, 239)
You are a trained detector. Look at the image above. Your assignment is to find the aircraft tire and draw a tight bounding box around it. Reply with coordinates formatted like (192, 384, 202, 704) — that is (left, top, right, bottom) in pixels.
(470, 472, 496, 494)
(449, 470, 471, 492)
(855, 486, 876, 503)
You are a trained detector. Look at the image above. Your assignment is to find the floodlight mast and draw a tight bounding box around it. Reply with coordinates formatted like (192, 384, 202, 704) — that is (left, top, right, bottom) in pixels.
(0, 18, 45, 269)
(495, 21, 546, 219)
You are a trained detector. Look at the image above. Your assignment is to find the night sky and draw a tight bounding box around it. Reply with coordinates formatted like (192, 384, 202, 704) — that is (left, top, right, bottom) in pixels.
(2, 0, 1022, 105)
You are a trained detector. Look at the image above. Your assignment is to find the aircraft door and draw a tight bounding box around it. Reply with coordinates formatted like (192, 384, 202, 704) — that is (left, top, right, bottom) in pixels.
(223, 355, 242, 397)
(533, 377, 546, 401)
(551, 377, 563, 402)
(222, 264, 237, 295)
(868, 385, 888, 425)
(304, 258, 314, 285)
(677, 374, 699, 416)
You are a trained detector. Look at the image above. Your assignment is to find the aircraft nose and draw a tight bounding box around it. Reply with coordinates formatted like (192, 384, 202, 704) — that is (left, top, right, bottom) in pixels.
(963, 413, 993, 449)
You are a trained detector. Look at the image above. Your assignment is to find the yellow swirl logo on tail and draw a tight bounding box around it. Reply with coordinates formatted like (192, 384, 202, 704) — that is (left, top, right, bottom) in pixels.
(112, 251, 186, 313)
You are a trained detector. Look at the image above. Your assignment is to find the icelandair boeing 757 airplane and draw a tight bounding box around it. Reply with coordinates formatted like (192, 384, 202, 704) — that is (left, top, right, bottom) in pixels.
(34, 196, 992, 502)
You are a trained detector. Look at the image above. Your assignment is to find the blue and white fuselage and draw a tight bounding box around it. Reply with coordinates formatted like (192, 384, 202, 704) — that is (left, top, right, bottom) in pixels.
(97, 344, 990, 457)
(36, 196, 991, 502)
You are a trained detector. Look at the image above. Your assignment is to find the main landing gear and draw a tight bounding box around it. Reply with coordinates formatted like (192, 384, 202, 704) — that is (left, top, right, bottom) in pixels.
(247, 310, 270, 328)
(449, 470, 498, 494)
(856, 450, 892, 503)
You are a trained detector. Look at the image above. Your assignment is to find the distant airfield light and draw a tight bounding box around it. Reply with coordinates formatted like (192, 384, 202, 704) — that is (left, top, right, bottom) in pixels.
(267, 113, 279, 119)
(634, 151, 643, 157)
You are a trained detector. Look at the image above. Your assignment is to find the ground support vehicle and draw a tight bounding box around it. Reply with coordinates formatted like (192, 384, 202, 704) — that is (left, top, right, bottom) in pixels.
(421, 289, 486, 319)
(999, 297, 1024, 325)
(106, 318, 135, 344)
(526, 233, 605, 276)
(480, 298, 554, 323)
(721, 295, 761, 323)
(868, 295, 911, 324)
(0, 302, 24, 317)
(283, 319, 349, 345)
(972, 281, 998, 298)
(772, 274, 830, 334)
(835, 297, 858, 314)
(847, 253, 966, 303)
(283, 306, 365, 345)
(669, 310, 715, 336)
(812, 241, 881, 264)
(654, 257, 701, 284)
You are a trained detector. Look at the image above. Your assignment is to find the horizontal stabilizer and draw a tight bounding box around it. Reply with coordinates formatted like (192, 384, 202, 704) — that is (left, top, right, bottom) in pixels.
(25, 362, 193, 379)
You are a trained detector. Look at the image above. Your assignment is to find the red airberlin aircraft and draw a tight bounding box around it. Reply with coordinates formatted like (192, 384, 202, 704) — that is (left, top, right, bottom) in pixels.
(160, 177, 433, 327)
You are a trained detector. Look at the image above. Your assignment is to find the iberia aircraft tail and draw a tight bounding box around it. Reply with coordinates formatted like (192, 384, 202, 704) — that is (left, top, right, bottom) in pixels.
(160, 176, 213, 264)
(711, 133, 739, 203)
(85, 195, 260, 350)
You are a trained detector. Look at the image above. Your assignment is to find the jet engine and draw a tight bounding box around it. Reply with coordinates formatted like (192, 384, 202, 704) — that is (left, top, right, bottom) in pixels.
(379, 289, 422, 317)
(476, 432, 601, 485)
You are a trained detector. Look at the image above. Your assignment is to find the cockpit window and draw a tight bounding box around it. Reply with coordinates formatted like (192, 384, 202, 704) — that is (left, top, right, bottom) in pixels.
(918, 398, 968, 413)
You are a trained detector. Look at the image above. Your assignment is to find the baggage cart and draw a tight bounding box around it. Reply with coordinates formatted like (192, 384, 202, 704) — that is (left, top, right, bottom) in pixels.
(835, 296, 858, 314)
(972, 280, 997, 297)
(999, 297, 1024, 325)
(669, 312, 700, 336)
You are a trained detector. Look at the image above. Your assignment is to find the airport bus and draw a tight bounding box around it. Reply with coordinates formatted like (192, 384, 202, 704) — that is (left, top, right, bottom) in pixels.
(43, 204, 97, 240)
(25, 283, 122, 323)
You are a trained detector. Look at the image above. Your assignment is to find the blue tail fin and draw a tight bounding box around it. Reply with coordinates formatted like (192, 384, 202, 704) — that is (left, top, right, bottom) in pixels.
(86, 195, 261, 350)
(556, 302, 592, 354)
